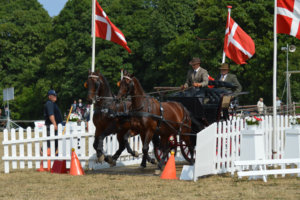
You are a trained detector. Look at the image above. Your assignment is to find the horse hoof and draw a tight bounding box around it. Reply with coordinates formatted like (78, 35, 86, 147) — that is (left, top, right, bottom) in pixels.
(154, 169, 161, 175)
(110, 160, 116, 167)
(150, 158, 157, 164)
(133, 151, 139, 157)
(105, 156, 113, 164)
(140, 164, 146, 169)
(97, 154, 105, 163)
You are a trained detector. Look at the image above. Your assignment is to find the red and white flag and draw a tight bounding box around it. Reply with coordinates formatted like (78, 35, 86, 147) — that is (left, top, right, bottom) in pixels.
(95, 1, 131, 53)
(223, 13, 255, 65)
(277, 0, 300, 39)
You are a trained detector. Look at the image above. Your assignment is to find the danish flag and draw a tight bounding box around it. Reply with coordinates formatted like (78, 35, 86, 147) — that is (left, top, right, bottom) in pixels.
(277, 0, 300, 39)
(223, 13, 255, 65)
(95, 1, 131, 53)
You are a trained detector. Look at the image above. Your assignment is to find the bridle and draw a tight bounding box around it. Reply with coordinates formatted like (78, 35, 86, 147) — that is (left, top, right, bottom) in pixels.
(88, 74, 102, 103)
(121, 76, 135, 98)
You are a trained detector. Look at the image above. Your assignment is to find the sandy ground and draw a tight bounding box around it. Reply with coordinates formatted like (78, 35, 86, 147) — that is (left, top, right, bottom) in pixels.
(1, 132, 300, 200)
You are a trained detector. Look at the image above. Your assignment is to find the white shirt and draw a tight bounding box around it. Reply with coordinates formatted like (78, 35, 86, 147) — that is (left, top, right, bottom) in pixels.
(220, 74, 227, 81)
(276, 100, 282, 108)
(257, 101, 264, 112)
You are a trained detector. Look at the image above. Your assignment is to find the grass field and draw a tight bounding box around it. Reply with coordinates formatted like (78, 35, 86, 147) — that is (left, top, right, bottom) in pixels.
(1, 132, 300, 200)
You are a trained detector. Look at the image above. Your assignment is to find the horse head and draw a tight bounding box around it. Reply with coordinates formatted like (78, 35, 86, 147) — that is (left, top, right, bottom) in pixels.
(85, 71, 100, 104)
(117, 70, 135, 99)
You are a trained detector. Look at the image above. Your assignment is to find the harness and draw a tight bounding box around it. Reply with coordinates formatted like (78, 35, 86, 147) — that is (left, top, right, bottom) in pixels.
(119, 75, 192, 135)
(126, 97, 191, 136)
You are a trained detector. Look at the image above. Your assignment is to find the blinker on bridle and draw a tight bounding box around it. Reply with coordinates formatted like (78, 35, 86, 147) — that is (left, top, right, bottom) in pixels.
(88, 74, 101, 101)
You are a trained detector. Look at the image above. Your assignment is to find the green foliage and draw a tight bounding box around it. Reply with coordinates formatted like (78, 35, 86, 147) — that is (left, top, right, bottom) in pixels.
(0, 0, 300, 120)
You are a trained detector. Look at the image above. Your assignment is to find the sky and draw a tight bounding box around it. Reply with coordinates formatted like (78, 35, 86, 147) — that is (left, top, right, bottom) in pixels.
(38, 0, 68, 17)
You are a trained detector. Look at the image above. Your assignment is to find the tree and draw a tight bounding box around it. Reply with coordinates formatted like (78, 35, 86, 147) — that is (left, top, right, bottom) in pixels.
(0, 0, 52, 119)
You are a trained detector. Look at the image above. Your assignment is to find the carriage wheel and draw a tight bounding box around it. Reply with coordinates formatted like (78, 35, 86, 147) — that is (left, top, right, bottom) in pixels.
(153, 135, 178, 163)
(179, 135, 195, 164)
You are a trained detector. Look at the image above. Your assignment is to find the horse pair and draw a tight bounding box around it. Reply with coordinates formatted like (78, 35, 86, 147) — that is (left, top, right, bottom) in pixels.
(85, 71, 156, 167)
(86, 70, 194, 171)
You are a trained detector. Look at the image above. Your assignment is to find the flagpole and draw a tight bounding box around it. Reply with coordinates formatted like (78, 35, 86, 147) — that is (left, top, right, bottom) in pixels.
(91, 0, 96, 72)
(90, 0, 96, 128)
(272, 0, 278, 157)
(222, 5, 232, 64)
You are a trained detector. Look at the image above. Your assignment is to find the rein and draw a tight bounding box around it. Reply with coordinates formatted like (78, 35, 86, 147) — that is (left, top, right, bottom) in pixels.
(129, 111, 191, 132)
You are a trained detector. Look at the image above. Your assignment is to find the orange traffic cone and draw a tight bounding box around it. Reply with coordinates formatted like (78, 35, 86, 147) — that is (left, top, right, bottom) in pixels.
(69, 148, 84, 176)
(37, 148, 51, 172)
(160, 151, 178, 180)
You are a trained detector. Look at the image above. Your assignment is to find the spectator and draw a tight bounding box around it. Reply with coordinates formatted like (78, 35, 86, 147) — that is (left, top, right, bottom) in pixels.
(276, 97, 282, 112)
(44, 90, 63, 151)
(77, 99, 85, 118)
(71, 100, 77, 113)
(257, 98, 266, 115)
(78, 99, 83, 108)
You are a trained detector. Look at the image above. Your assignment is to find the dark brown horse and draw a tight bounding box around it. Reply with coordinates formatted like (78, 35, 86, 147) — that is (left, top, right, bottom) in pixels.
(117, 71, 194, 170)
(86, 71, 139, 165)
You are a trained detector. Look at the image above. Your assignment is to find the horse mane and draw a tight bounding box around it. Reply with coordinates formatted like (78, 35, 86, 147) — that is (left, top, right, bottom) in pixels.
(98, 72, 114, 97)
(132, 77, 146, 96)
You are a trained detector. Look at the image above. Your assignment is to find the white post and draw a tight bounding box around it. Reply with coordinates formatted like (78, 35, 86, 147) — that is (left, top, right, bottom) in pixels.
(222, 6, 232, 64)
(273, 0, 278, 157)
(286, 44, 289, 114)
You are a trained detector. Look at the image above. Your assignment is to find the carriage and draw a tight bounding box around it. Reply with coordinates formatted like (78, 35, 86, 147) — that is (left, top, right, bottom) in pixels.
(86, 71, 240, 169)
(152, 80, 238, 163)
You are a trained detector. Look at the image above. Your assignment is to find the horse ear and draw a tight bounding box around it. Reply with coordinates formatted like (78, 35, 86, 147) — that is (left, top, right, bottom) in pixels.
(88, 69, 91, 74)
(84, 81, 88, 88)
(130, 73, 134, 78)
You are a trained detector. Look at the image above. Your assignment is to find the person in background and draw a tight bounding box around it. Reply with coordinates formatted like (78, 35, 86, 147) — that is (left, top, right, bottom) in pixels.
(257, 98, 266, 115)
(71, 100, 77, 113)
(78, 99, 83, 108)
(276, 97, 282, 113)
(183, 57, 208, 89)
(77, 99, 85, 118)
(44, 90, 63, 151)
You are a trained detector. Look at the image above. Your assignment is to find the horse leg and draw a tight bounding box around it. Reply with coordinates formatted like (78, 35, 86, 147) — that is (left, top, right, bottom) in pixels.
(123, 131, 139, 157)
(111, 130, 129, 166)
(93, 128, 105, 163)
(93, 127, 113, 163)
(112, 132, 126, 162)
(157, 136, 170, 170)
(141, 130, 157, 168)
(139, 133, 148, 168)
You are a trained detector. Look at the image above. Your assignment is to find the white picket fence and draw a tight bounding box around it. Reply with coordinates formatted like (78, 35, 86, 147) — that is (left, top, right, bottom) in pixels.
(193, 115, 290, 181)
(2, 115, 291, 176)
(1, 121, 153, 173)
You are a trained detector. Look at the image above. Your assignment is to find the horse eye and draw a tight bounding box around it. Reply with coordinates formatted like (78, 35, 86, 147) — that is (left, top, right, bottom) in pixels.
(84, 82, 88, 88)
